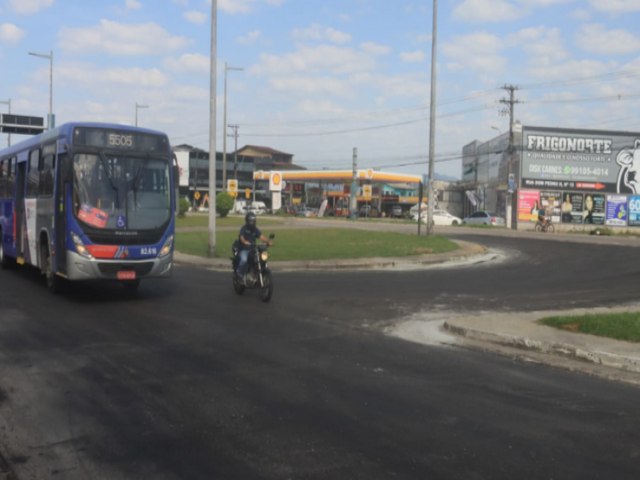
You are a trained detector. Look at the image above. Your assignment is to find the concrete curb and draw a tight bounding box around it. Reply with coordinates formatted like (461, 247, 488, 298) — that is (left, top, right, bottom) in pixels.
(443, 321, 640, 374)
(173, 239, 487, 272)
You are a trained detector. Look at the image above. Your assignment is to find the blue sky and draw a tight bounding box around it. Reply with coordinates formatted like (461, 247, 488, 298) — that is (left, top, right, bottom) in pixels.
(1, 0, 640, 179)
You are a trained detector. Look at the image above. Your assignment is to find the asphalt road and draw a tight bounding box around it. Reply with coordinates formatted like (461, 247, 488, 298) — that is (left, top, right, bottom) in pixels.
(0, 231, 639, 479)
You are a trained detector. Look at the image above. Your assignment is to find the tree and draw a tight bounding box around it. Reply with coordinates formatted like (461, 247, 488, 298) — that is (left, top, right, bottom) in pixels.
(216, 191, 234, 218)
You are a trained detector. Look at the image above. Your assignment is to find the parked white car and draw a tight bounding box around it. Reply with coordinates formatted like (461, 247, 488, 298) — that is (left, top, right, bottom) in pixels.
(247, 201, 268, 215)
(462, 211, 505, 226)
(413, 209, 462, 226)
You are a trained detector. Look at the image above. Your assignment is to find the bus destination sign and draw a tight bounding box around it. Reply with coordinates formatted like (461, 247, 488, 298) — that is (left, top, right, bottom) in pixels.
(73, 127, 168, 152)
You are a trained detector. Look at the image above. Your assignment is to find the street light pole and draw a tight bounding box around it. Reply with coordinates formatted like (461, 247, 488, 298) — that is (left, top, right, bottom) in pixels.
(223, 62, 243, 190)
(28, 50, 53, 129)
(0, 99, 11, 146)
(135, 102, 149, 127)
(208, 0, 218, 257)
(426, 0, 438, 236)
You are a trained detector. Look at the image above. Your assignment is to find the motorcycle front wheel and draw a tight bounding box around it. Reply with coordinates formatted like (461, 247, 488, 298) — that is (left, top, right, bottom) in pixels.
(260, 272, 273, 303)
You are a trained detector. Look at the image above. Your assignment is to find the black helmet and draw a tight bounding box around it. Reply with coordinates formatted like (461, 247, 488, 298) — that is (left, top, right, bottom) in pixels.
(245, 212, 257, 227)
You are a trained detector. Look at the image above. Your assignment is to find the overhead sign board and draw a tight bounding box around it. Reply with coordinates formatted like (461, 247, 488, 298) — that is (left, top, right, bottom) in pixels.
(0, 113, 45, 135)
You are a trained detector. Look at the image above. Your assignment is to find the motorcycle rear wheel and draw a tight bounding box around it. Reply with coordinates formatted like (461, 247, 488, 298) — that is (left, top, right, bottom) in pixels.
(260, 272, 273, 303)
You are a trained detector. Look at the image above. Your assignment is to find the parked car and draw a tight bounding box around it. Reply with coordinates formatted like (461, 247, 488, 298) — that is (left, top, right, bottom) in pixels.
(389, 205, 403, 218)
(295, 206, 317, 217)
(462, 211, 505, 226)
(247, 201, 267, 215)
(413, 209, 462, 226)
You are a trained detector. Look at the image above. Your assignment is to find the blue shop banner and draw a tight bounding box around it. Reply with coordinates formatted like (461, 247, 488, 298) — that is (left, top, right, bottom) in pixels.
(605, 195, 628, 226)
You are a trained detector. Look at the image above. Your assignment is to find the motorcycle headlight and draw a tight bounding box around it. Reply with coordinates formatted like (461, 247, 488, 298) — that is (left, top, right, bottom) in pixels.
(159, 235, 174, 258)
(71, 231, 93, 259)
(260, 251, 269, 262)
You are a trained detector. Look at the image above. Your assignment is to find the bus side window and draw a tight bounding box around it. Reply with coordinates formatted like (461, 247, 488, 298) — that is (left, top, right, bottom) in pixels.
(27, 149, 40, 197)
(9, 158, 15, 193)
(39, 154, 55, 197)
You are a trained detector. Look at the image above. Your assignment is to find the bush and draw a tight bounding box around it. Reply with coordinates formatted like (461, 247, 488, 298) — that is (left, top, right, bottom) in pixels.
(178, 197, 190, 217)
(216, 192, 234, 218)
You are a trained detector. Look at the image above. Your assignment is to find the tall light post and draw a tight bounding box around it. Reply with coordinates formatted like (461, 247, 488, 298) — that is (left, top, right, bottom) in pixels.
(223, 62, 243, 190)
(28, 50, 54, 129)
(208, 0, 218, 257)
(135, 102, 149, 127)
(0, 99, 10, 146)
(426, 0, 438, 236)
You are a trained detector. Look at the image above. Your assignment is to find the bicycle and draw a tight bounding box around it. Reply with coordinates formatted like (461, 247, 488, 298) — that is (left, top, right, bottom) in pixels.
(535, 219, 555, 233)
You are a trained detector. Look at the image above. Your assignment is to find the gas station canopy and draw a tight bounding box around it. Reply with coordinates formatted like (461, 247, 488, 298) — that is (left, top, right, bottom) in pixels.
(253, 169, 422, 184)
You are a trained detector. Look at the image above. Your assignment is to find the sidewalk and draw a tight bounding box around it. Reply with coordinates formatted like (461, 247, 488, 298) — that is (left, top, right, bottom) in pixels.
(442, 310, 640, 375)
(173, 236, 640, 383)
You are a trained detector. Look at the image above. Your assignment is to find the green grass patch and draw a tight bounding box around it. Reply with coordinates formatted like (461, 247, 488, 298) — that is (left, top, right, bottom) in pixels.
(176, 214, 281, 229)
(539, 312, 640, 343)
(175, 228, 458, 261)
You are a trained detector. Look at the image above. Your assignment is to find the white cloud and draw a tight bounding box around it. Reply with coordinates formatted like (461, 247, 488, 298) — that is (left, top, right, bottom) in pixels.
(575, 24, 640, 55)
(237, 30, 262, 46)
(57, 63, 168, 88)
(58, 20, 189, 56)
(588, 0, 640, 13)
(269, 76, 351, 96)
(360, 42, 391, 56)
(8, 0, 53, 14)
(509, 27, 568, 65)
(293, 24, 351, 44)
(453, 0, 523, 23)
(164, 53, 209, 73)
(125, 0, 142, 10)
(0, 23, 25, 43)
(184, 10, 207, 24)
(442, 32, 506, 74)
(400, 50, 425, 63)
(298, 99, 344, 116)
(254, 45, 375, 77)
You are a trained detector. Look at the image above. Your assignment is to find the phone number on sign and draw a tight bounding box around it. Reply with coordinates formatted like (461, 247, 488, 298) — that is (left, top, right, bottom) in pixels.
(563, 166, 609, 177)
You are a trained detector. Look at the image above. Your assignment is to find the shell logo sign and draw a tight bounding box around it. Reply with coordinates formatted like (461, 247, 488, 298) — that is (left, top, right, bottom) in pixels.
(269, 171, 283, 192)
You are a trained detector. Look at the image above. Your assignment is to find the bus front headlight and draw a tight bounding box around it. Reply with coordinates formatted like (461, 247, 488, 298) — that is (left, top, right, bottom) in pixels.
(159, 235, 174, 258)
(71, 232, 93, 259)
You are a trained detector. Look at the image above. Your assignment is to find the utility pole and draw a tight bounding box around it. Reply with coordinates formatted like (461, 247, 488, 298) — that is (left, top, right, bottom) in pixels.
(228, 124, 239, 179)
(350, 147, 358, 219)
(426, 0, 438, 236)
(222, 62, 243, 190)
(499, 84, 521, 230)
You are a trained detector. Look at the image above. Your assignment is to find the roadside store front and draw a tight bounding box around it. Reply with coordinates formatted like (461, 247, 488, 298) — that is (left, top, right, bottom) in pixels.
(517, 126, 640, 230)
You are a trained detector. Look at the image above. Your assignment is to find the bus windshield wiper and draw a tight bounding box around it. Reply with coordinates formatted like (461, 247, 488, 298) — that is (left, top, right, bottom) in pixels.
(98, 151, 120, 207)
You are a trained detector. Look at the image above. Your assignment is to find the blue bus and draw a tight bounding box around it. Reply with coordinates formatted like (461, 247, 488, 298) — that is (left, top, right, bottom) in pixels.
(0, 122, 176, 292)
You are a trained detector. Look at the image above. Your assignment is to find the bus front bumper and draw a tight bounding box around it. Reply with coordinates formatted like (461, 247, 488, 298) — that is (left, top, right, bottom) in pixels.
(66, 250, 173, 281)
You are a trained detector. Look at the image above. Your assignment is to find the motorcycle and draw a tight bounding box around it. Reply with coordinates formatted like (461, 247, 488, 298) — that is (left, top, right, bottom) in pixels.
(231, 234, 275, 302)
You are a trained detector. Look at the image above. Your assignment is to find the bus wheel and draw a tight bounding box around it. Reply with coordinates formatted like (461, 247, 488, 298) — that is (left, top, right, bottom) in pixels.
(41, 244, 63, 293)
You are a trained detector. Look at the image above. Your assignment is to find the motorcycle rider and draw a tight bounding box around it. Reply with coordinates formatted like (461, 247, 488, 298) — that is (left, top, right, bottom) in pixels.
(235, 212, 272, 283)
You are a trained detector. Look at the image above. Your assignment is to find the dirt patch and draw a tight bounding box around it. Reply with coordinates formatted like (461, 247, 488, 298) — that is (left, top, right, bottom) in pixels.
(561, 323, 581, 333)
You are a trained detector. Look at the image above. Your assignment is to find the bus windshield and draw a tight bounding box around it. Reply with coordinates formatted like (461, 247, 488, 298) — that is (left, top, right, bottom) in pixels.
(73, 153, 171, 230)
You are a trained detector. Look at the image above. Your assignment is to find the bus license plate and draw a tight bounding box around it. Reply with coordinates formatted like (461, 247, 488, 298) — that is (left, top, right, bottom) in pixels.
(117, 271, 136, 280)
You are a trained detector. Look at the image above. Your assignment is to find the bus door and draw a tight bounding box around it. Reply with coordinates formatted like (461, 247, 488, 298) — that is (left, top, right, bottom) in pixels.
(14, 157, 26, 262)
(54, 149, 69, 274)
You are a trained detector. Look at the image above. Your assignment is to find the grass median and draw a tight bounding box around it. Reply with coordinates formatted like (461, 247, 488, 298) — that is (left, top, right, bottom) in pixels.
(175, 228, 458, 261)
(539, 312, 640, 343)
